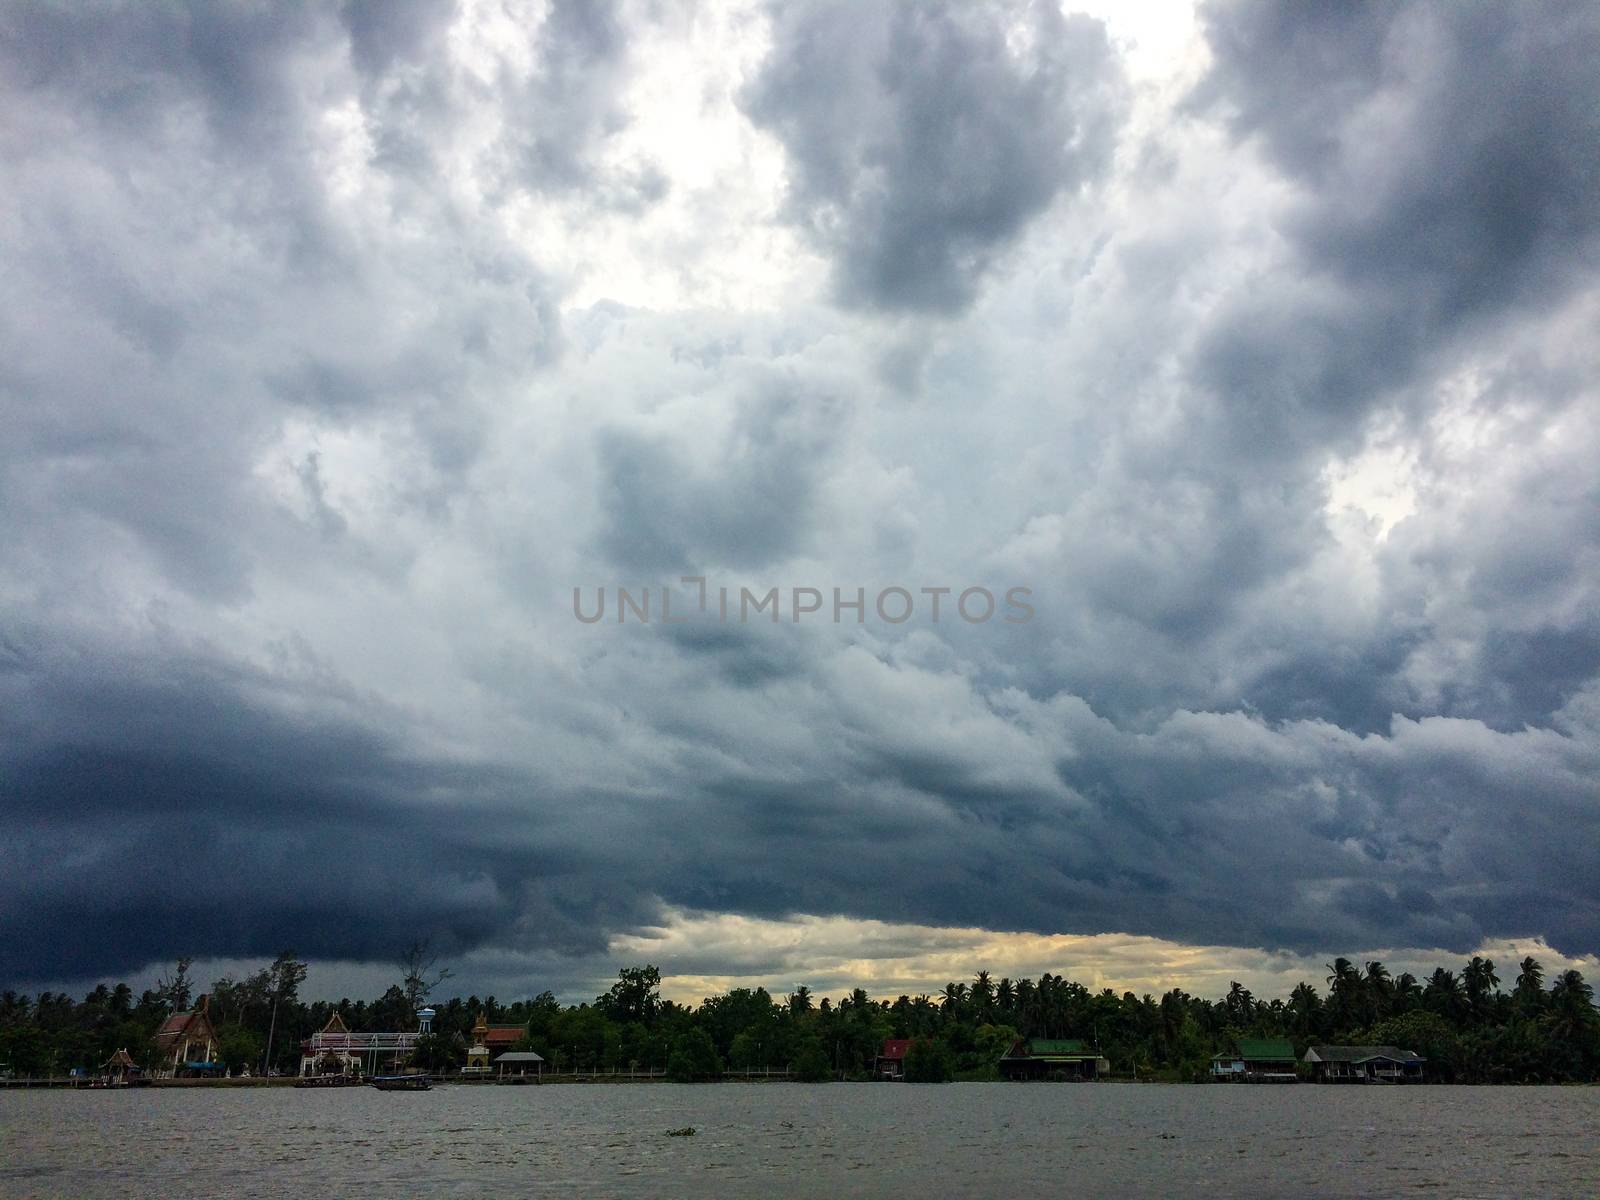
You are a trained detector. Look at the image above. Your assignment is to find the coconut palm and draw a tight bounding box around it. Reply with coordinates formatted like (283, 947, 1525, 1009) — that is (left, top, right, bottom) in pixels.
(1225, 981, 1255, 1025)
(1424, 968, 1467, 1021)
(970, 971, 994, 1017)
(940, 982, 967, 1018)
(1288, 981, 1322, 1037)
(1549, 970, 1595, 1022)
(995, 977, 1015, 1016)
(1462, 957, 1500, 1022)
(1514, 956, 1546, 1013)
(1392, 972, 1422, 1010)
(1363, 961, 1393, 1022)
(1325, 958, 1361, 1029)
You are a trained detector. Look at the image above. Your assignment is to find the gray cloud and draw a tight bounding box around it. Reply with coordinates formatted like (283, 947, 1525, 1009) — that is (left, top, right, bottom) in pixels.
(743, 0, 1125, 314)
(595, 369, 844, 572)
(1193, 0, 1600, 440)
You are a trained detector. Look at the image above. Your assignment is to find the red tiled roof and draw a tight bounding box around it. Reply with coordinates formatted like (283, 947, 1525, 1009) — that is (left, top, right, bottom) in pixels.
(485, 1026, 524, 1046)
(878, 1039, 912, 1060)
(154, 1012, 194, 1045)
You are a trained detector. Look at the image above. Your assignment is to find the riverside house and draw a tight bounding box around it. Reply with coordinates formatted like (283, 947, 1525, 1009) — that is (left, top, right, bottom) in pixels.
(997, 1038, 1110, 1080)
(1303, 1045, 1425, 1083)
(1210, 1037, 1298, 1082)
(875, 1038, 912, 1079)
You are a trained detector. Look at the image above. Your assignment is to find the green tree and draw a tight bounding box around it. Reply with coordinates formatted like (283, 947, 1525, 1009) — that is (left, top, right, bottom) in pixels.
(410, 1031, 466, 1073)
(791, 1036, 832, 1082)
(903, 1036, 955, 1082)
(217, 1027, 262, 1074)
(667, 1029, 722, 1081)
(599, 966, 662, 1025)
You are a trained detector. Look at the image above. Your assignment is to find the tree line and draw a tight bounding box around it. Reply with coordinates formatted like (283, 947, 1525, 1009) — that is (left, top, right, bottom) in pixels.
(2, 949, 1596, 1083)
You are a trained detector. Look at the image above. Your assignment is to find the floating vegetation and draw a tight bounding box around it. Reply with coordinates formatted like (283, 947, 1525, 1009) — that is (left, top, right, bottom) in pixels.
(665, 1127, 697, 1137)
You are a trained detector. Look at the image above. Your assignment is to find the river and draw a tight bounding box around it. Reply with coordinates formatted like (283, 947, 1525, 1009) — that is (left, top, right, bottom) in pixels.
(2, 1083, 1596, 1197)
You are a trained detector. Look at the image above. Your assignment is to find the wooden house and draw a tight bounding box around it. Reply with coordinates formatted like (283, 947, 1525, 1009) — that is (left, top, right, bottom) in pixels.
(1210, 1037, 1298, 1082)
(998, 1037, 1109, 1080)
(1303, 1045, 1424, 1083)
(875, 1038, 912, 1079)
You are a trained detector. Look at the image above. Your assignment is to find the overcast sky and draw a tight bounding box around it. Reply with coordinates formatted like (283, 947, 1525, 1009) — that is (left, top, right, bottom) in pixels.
(3, 0, 1599, 1006)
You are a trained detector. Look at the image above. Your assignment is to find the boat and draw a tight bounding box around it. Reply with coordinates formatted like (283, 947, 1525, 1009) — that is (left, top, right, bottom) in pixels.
(295, 1075, 363, 1089)
(370, 1074, 433, 1091)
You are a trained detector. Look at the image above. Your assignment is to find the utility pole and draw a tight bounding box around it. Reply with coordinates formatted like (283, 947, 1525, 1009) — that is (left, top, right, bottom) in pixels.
(263, 994, 278, 1077)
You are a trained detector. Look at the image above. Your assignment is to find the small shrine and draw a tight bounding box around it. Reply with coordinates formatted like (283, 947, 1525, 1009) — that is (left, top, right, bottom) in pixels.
(464, 1013, 492, 1074)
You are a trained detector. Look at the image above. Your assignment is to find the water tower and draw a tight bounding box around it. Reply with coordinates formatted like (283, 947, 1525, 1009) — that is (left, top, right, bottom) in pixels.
(417, 1007, 435, 1035)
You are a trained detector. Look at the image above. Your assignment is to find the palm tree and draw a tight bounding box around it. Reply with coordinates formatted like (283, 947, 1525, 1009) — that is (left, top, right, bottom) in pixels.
(1325, 958, 1361, 1030)
(1392, 972, 1422, 1011)
(1014, 978, 1037, 1034)
(1424, 968, 1466, 1021)
(1514, 956, 1546, 1013)
(1225, 981, 1255, 1025)
(788, 986, 813, 1016)
(995, 977, 1015, 1016)
(970, 971, 994, 1017)
(1288, 982, 1322, 1037)
(1549, 970, 1595, 1019)
(1462, 957, 1500, 1021)
(1363, 961, 1393, 1023)
(940, 982, 968, 1020)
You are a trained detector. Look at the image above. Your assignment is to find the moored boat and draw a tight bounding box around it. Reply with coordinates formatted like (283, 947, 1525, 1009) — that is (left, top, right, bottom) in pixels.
(370, 1074, 433, 1091)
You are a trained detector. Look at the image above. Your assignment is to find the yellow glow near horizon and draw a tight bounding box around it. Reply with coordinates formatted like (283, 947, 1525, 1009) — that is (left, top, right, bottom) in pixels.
(612, 908, 1600, 1006)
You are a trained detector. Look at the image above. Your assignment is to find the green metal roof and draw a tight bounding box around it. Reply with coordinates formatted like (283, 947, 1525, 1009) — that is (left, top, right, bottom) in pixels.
(1027, 1038, 1091, 1055)
(1216, 1037, 1296, 1062)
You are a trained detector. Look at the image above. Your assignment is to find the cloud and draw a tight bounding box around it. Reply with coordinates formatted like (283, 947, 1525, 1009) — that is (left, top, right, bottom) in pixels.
(743, 0, 1126, 314)
(1192, 0, 1600, 439)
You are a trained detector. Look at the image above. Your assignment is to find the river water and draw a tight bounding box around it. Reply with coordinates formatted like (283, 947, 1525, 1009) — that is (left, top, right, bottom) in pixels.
(2, 1083, 1596, 1198)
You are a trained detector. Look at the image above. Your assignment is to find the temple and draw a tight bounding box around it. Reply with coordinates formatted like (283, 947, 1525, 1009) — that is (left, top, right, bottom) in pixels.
(463, 1012, 526, 1074)
(153, 994, 221, 1077)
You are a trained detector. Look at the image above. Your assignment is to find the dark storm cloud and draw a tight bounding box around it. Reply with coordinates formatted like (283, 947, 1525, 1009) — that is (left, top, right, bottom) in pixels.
(743, 0, 1125, 314)
(1015, 0, 1600, 742)
(0, 626, 672, 982)
(1192, 0, 1600, 444)
(8, 618, 1598, 986)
